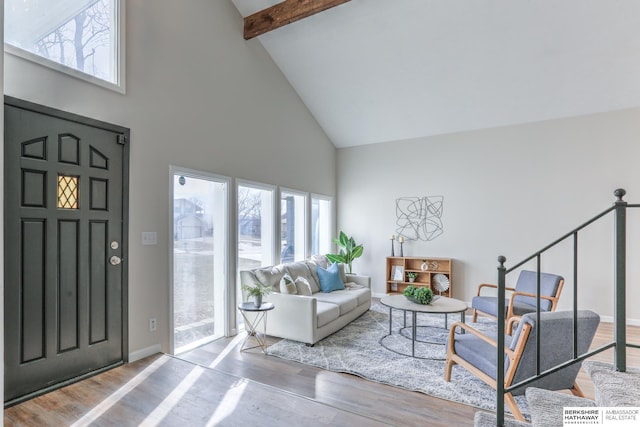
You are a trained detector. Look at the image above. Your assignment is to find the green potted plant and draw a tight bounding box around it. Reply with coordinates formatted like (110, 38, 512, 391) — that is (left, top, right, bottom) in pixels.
(241, 283, 272, 308)
(406, 271, 419, 283)
(403, 285, 434, 305)
(326, 231, 364, 274)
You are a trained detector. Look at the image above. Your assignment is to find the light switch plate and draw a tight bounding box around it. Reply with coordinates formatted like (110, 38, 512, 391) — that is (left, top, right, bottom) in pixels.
(142, 232, 157, 245)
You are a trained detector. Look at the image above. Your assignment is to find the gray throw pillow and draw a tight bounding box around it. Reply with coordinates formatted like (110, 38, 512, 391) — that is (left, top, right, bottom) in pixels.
(285, 262, 320, 293)
(255, 265, 285, 288)
(295, 276, 313, 296)
(279, 274, 297, 294)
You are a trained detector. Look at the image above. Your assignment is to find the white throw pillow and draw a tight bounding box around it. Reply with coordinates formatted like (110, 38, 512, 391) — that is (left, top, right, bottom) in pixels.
(279, 274, 297, 294)
(295, 276, 313, 296)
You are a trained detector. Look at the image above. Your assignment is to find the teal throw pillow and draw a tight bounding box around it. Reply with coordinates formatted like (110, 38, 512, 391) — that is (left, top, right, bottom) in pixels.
(317, 263, 345, 293)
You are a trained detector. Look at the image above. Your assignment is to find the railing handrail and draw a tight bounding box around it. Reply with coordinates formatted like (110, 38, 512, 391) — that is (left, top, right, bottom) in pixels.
(495, 188, 632, 426)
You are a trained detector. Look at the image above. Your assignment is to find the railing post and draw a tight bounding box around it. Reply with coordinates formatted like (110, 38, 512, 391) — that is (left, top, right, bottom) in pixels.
(614, 188, 627, 372)
(496, 256, 507, 427)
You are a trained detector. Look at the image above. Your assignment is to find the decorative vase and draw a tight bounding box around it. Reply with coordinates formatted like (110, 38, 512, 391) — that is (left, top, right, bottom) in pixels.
(421, 261, 428, 271)
(409, 277, 415, 283)
(254, 294, 262, 308)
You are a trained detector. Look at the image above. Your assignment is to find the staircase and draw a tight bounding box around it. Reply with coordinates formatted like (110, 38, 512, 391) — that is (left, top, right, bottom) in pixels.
(492, 189, 640, 426)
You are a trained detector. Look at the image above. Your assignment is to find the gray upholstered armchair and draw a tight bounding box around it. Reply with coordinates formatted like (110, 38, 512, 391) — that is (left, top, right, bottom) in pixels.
(472, 270, 564, 323)
(444, 310, 600, 421)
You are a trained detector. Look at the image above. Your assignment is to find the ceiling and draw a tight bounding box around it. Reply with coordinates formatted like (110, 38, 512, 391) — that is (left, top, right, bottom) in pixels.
(232, 0, 640, 148)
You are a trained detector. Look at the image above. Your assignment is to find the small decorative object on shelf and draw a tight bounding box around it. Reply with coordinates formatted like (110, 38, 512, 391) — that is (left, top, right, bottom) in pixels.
(406, 271, 419, 283)
(433, 273, 450, 294)
(385, 256, 452, 297)
(390, 234, 395, 256)
(403, 285, 434, 305)
(398, 236, 405, 256)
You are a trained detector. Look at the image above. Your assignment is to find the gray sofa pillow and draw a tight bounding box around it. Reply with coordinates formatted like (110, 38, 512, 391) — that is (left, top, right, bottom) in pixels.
(254, 265, 285, 290)
(286, 261, 319, 293)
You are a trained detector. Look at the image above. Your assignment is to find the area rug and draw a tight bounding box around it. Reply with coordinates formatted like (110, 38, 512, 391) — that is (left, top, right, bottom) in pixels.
(267, 302, 529, 418)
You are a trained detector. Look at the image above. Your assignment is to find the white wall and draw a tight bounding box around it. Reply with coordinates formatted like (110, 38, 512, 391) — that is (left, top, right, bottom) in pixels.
(337, 108, 640, 321)
(4, 0, 336, 358)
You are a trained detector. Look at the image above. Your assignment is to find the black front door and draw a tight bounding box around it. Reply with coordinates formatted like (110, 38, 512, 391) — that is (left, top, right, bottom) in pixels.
(4, 98, 129, 404)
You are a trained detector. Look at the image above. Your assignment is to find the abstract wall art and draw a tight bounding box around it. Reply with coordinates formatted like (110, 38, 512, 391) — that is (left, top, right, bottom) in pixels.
(395, 196, 444, 241)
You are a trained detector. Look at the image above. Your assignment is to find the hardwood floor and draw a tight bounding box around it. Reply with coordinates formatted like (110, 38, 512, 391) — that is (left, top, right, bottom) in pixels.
(5, 317, 640, 427)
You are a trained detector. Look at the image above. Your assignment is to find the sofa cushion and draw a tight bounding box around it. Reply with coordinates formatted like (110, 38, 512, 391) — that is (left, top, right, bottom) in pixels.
(314, 290, 357, 315)
(316, 301, 340, 328)
(295, 276, 313, 296)
(255, 265, 286, 290)
(317, 263, 346, 293)
(279, 274, 297, 294)
(583, 361, 640, 407)
(285, 262, 320, 293)
(345, 285, 371, 306)
(307, 254, 329, 269)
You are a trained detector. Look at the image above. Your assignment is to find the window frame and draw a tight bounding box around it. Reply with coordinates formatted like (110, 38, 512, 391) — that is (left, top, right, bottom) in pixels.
(4, 0, 126, 93)
(279, 187, 308, 263)
(311, 193, 333, 257)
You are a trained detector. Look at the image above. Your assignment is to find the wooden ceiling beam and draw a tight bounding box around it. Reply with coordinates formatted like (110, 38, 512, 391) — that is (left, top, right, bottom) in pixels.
(244, 0, 351, 40)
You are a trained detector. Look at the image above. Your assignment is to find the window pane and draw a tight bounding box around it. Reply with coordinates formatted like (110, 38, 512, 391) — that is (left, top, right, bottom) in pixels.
(312, 197, 331, 256)
(173, 173, 227, 354)
(58, 175, 79, 209)
(280, 191, 306, 263)
(5, 0, 119, 84)
(237, 184, 274, 271)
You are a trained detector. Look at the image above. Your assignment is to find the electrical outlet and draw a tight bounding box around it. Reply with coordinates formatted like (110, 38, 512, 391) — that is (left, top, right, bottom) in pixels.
(149, 318, 157, 332)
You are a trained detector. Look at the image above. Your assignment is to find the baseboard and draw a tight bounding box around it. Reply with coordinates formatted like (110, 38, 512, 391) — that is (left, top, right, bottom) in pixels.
(600, 315, 640, 326)
(128, 344, 162, 363)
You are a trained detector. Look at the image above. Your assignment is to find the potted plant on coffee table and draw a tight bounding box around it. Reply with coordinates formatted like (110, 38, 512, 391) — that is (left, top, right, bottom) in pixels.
(241, 283, 272, 308)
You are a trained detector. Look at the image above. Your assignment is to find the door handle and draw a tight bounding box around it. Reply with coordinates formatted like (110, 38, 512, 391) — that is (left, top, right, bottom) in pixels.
(109, 256, 122, 266)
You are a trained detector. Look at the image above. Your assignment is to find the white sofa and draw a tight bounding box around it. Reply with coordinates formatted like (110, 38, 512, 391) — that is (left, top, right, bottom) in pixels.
(239, 256, 371, 345)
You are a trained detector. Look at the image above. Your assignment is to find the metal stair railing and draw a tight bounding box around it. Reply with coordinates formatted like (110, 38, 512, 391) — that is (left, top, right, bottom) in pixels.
(494, 188, 640, 426)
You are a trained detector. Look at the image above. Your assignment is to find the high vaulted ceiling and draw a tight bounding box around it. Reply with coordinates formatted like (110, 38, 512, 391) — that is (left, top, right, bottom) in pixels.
(232, 0, 640, 148)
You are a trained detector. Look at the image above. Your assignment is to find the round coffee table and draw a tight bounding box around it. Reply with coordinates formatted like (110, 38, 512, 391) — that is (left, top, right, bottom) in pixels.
(379, 294, 467, 359)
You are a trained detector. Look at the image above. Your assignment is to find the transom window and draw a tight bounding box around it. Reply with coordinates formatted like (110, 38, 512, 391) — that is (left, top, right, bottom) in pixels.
(5, 0, 124, 91)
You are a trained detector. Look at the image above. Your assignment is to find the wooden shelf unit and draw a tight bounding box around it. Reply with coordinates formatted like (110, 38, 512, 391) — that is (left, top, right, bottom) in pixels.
(386, 256, 452, 297)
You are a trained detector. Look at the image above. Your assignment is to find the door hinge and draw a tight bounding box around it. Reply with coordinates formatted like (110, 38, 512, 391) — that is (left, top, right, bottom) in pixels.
(117, 134, 127, 145)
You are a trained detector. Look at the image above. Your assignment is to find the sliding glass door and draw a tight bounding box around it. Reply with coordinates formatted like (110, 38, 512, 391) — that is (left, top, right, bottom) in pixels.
(171, 169, 229, 354)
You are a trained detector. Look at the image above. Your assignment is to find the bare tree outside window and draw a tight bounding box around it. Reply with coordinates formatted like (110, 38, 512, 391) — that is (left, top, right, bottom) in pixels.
(35, 0, 112, 80)
(5, 0, 119, 85)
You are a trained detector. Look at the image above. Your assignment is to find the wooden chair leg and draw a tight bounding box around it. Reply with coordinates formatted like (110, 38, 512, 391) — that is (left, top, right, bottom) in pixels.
(570, 382, 585, 397)
(472, 309, 478, 322)
(505, 392, 525, 421)
(444, 358, 454, 382)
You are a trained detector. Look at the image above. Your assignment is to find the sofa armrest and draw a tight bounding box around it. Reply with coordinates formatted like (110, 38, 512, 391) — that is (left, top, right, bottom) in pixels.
(263, 292, 317, 343)
(346, 273, 370, 288)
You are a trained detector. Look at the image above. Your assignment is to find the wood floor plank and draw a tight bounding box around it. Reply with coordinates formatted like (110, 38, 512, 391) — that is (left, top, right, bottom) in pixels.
(5, 313, 640, 427)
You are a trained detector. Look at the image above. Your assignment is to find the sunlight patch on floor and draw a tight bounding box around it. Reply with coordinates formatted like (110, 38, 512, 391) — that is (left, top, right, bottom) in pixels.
(70, 355, 170, 427)
(139, 365, 206, 426)
(205, 379, 249, 426)
(208, 334, 245, 369)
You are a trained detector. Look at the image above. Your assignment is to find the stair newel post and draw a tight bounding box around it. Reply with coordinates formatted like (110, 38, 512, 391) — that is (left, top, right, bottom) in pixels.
(614, 188, 627, 372)
(496, 255, 507, 427)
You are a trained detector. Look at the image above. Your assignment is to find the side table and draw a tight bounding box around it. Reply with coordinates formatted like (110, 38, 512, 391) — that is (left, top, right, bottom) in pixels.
(238, 302, 275, 353)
